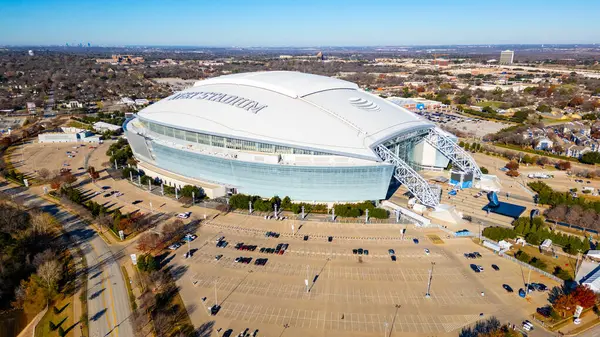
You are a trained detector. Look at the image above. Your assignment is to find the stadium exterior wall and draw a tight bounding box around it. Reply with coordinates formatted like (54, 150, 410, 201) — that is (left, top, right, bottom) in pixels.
(126, 128, 394, 202)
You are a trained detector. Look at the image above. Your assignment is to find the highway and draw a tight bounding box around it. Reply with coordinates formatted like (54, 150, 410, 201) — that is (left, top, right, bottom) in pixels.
(0, 182, 133, 337)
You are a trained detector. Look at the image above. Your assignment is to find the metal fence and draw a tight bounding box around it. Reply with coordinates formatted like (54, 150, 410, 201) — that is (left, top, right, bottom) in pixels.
(481, 236, 563, 283)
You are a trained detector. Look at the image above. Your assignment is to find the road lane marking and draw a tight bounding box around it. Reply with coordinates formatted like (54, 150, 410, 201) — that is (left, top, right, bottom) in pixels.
(90, 241, 119, 336)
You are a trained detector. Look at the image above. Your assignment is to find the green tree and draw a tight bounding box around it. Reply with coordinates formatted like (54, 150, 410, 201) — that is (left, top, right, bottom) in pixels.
(480, 167, 489, 174)
(180, 185, 204, 199)
(581, 152, 600, 164)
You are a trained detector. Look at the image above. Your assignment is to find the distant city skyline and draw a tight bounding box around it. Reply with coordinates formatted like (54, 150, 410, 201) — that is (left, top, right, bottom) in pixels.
(1, 0, 598, 46)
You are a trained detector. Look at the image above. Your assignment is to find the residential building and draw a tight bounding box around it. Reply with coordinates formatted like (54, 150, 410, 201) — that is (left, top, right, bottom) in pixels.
(566, 145, 591, 158)
(120, 97, 135, 106)
(535, 137, 553, 151)
(135, 99, 150, 106)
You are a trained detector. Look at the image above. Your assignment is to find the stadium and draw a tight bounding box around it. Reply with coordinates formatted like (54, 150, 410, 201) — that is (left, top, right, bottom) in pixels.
(123, 71, 481, 207)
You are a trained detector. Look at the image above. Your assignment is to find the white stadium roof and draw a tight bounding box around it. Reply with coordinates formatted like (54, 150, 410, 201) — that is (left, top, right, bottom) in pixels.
(138, 71, 433, 160)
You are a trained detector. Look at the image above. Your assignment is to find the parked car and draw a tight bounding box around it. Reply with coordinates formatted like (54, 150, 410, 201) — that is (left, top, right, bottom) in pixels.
(491, 264, 499, 271)
(473, 252, 482, 258)
(470, 264, 480, 273)
(537, 307, 551, 318)
(424, 248, 430, 255)
(364, 250, 369, 255)
(215, 254, 223, 261)
(413, 238, 419, 244)
(357, 248, 364, 255)
(183, 234, 197, 242)
(169, 243, 181, 250)
(391, 255, 397, 262)
(303, 235, 309, 241)
(328, 236, 333, 242)
(477, 265, 484, 272)
(502, 284, 513, 293)
(183, 251, 192, 259)
(177, 212, 191, 219)
(388, 249, 395, 255)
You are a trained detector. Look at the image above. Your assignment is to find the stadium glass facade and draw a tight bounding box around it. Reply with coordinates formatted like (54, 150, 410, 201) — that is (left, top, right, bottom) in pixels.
(138, 119, 328, 156)
(128, 119, 395, 202)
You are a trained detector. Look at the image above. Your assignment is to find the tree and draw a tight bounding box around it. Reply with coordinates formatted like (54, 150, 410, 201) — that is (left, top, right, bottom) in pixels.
(505, 160, 519, 171)
(30, 212, 57, 236)
(162, 219, 185, 243)
(572, 285, 597, 308)
(581, 152, 600, 164)
(37, 168, 50, 180)
(37, 259, 61, 298)
(87, 166, 100, 181)
(553, 293, 577, 317)
(12, 276, 46, 315)
(506, 170, 520, 177)
(180, 185, 204, 199)
(137, 232, 161, 253)
(557, 161, 571, 171)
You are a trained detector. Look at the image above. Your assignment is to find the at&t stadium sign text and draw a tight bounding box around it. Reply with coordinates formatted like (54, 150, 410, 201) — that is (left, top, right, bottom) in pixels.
(167, 91, 268, 114)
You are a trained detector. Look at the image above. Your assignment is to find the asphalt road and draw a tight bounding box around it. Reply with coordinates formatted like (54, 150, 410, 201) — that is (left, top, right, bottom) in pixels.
(0, 182, 133, 337)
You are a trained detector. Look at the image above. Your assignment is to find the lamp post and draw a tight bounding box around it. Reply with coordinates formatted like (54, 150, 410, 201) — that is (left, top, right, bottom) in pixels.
(425, 261, 436, 298)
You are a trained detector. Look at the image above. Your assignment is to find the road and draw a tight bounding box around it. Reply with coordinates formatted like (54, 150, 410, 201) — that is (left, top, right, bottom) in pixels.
(0, 182, 133, 337)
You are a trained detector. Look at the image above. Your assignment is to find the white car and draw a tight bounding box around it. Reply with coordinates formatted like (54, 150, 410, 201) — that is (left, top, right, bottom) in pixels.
(574, 318, 581, 325)
(177, 212, 191, 219)
(168, 243, 181, 250)
(424, 248, 430, 255)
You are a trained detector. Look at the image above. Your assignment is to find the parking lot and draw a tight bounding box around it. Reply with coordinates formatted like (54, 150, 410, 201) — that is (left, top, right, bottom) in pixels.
(170, 216, 559, 337)
(11, 141, 559, 336)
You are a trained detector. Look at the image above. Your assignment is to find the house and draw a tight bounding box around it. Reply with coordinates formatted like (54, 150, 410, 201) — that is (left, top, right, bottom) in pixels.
(67, 100, 83, 109)
(535, 137, 554, 151)
(26, 102, 36, 114)
(120, 97, 135, 106)
(566, 145, 591, 158)
(134, 99, 149, 106)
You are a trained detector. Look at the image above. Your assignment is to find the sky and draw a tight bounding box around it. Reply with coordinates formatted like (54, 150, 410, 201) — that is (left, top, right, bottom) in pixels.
(1, 0, 598, 46)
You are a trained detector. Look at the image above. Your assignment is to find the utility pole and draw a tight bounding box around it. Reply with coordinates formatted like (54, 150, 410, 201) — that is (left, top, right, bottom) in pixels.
(192, 191, 195, 206)
(365, 209, 369, 224)
(148, 179, 151, 192)
(249, 201, 253, 214)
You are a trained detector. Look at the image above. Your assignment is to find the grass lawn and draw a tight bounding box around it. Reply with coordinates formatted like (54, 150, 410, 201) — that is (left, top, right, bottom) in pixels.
(475, 101, 506, 109)
(506, 244, 577, 278)
(35, 294, 76, 337)
(66, 121, 92, 130)
(121, 266, 137, 311)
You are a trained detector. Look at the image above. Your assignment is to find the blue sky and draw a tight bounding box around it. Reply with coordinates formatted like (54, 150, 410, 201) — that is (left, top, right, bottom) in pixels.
(1, 0, 598, 46)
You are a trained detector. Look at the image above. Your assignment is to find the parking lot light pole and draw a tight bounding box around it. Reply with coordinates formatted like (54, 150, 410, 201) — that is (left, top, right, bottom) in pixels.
(383, 321, 388, 337)
(249, 201, 253, 214)
(301, 206, 305, 219)
(148, 180, 151, 192)
(425, 262, 435, 298)
(192, 191, 195, 206)
(274, 204, 278, 219)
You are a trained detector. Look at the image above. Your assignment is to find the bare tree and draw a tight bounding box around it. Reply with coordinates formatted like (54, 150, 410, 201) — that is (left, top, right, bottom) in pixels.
(137, 232, 161, 253)
(161, 219, 185, 243)
(33, 249, 56, 268)
(37, 168, 50, 180)
(30, 212, 57, 235)
(37, 259, 61, 295)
